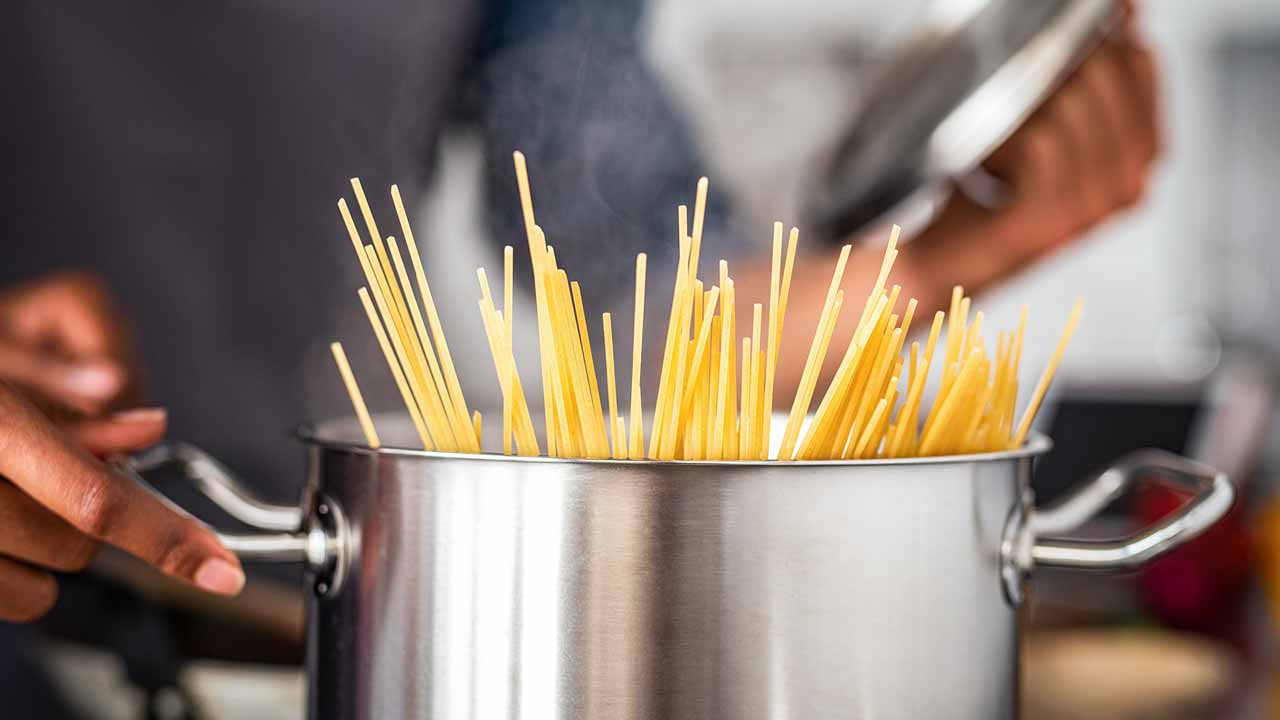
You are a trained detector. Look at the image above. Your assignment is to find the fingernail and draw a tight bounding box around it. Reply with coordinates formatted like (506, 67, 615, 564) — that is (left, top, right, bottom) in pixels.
(112, 407, 167, 424)
(194, 558, 246, 596)
(60, 364, 122, 399)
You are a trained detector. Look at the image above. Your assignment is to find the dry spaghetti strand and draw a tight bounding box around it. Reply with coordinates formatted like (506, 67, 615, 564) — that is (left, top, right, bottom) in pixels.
(1012, 299, 1084, 448)
(331, 157, 1083, 461)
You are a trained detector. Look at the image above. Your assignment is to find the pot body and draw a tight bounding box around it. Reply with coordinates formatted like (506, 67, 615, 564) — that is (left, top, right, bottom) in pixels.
(301, 423, 1043, 720)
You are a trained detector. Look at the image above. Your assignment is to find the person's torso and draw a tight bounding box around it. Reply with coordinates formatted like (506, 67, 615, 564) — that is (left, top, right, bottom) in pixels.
(1, 0, 483, 494)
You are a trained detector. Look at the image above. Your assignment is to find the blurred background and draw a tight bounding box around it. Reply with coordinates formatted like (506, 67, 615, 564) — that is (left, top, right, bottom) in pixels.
(3, 0, 1280, 718)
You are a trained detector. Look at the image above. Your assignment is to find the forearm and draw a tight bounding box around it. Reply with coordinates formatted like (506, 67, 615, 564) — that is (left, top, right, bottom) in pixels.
(904, 194, 1066, 316)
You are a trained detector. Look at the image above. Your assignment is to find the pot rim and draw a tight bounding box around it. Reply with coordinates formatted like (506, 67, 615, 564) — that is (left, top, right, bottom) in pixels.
(296, 418, 1052, 467)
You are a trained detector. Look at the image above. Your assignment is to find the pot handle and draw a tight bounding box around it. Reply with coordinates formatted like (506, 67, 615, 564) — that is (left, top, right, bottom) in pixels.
(1022, 449, 1235, 571)
(112, 443, 334, 569)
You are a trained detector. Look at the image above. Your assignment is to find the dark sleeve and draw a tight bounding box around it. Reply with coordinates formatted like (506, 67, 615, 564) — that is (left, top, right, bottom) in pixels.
(461, 0, 734, 324)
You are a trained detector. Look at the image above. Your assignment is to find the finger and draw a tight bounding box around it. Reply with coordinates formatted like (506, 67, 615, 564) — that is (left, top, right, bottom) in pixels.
(1079, 45, 1155, 204)
(0, 555, 58, 623)
(0, 273, 142, 412)
(0, 273, 126, 358)
(983, 115, 1070, 196)
(0, 481, 97, 573)
(1120, 0, 1139, 39)
(1125, 42, 1162, 161)
(0, 340, 124, 413)
(0, 385, 245, 596)
(1068, 51, 1137, 204)
(67, 408, 167, 455)
(984, 110, 1089, 250)
(1039, 75, 1111, 221)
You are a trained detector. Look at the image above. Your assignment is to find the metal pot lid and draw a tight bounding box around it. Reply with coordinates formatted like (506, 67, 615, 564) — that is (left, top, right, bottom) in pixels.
(806, 0, 1121, 243)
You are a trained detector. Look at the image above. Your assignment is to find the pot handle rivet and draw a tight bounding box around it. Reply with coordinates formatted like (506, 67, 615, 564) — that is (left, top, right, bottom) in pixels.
(112, 441, 348, 594)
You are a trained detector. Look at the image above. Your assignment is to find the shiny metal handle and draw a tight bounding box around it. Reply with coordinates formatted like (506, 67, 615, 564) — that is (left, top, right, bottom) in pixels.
(113, 443, 337, 573)
(1025, 449, 1235, 571)
(123, 443, 302, 532)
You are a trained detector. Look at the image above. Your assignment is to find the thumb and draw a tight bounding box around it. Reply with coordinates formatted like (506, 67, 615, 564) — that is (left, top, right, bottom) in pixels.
(0, 340, 124, 413)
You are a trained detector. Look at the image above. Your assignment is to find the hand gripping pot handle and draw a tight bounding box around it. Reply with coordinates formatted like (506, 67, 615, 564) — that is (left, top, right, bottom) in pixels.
(112, 442, 348, 596)
(1003, 448, 1235, 603)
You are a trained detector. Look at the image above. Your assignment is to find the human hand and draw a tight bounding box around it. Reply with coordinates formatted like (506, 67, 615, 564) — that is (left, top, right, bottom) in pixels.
(0, 272, 139, 416)
(978, 1, 1161, 264)
(746, 4, 1162, 394)
(893, 2, 1160, 319)
(0, 385, 243, 623)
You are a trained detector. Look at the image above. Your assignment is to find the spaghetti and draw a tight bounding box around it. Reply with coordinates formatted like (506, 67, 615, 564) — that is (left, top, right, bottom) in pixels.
(329, 155, 1082, 460)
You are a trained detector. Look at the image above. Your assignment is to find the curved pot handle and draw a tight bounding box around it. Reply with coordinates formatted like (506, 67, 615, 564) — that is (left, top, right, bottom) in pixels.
(122, 443, 303, 531)
(1018, 449, 1235, 572)
(112, 443, 342, 582)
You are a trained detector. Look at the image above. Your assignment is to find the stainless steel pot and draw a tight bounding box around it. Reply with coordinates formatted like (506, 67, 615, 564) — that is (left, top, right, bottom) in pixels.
(117, 417, 1233, 720)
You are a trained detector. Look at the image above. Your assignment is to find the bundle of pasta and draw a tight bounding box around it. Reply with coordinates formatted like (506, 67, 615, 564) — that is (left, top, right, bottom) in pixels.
(328, 152, 1081, 461)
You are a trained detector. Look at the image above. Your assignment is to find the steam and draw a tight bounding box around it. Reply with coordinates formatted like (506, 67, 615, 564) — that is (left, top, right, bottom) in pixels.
(465, 0, 742, 387)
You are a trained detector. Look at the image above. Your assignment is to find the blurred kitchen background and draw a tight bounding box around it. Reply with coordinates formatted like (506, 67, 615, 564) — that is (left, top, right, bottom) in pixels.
(9, 0, 1280, 718)
(420, 2, 1280, 713)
